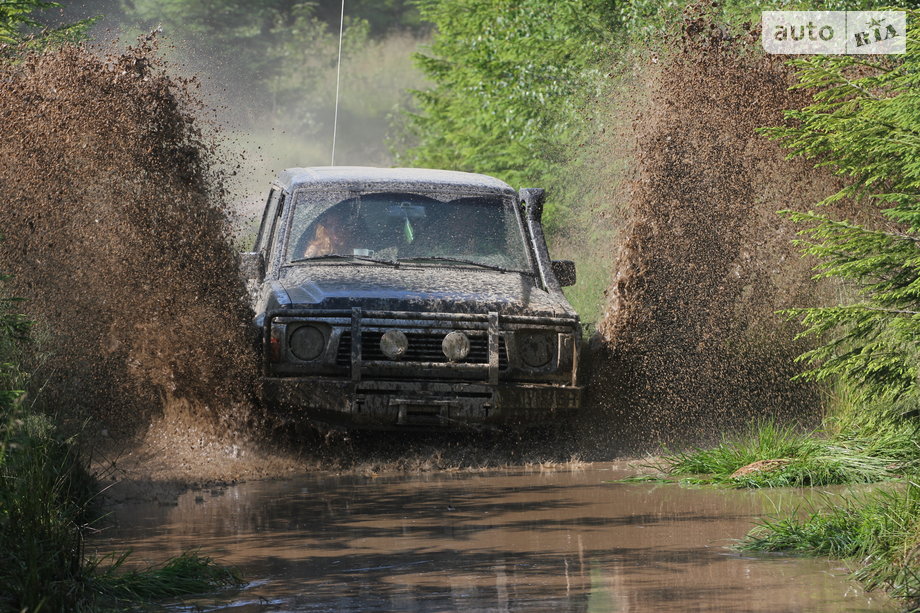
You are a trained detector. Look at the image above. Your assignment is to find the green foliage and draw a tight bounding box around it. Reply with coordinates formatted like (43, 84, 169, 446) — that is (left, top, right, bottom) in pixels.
(401, 0, 618, 207)
(0, 0, 95, 47)
(765, 12, 920, 402)
(665, 420, 815, 479)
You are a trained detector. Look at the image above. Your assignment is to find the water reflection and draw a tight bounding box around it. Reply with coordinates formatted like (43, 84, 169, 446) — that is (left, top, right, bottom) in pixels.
(93, 465, 895, 612)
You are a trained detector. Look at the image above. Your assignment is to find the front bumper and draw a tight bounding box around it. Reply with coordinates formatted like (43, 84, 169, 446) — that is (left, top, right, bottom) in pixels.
(264, 377, 583, 430)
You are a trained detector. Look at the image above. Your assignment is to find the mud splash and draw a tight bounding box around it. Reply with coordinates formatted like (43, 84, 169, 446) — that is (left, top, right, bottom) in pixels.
(0, 40, 259, 436)
(586, 9, 851, 450)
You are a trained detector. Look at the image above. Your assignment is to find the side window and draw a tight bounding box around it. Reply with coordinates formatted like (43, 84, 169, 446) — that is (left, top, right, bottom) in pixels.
(254, 189, 280, 253)
(253, 188, 284, 259)
(264, 192, 287, 267)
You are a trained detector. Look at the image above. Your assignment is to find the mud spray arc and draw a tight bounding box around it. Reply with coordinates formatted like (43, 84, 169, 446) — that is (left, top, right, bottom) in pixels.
(0, 41, 260, 438)
(584, 11, 855, 451)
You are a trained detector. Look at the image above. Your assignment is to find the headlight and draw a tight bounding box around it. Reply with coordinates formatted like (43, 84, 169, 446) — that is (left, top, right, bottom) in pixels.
(380, 330, 409, 360)
(442, 331, 470, 362)
(518, 331, 555, 368)
(288, 325, 326, 361)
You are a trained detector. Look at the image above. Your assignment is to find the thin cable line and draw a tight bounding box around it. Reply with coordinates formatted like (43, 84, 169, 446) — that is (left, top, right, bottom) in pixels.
(331, 0, 345, 166)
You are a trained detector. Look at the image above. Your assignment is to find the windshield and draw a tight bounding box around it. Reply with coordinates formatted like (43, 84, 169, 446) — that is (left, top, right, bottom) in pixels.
(284, 190, 533, 273)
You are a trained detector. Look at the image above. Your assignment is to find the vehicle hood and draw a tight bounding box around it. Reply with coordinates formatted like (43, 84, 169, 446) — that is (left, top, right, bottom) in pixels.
(269, 264, 572, 317)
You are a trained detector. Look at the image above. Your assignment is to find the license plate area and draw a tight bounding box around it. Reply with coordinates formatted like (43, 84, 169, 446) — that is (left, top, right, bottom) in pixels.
(393, 397, 455, 426)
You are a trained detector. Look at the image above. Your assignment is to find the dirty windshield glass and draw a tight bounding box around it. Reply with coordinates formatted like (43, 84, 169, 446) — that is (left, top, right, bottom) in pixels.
(286, 190, 532, 272)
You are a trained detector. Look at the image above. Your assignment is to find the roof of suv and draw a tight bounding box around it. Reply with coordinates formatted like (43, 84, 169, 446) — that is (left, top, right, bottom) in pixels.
(275, 166, 516, 195)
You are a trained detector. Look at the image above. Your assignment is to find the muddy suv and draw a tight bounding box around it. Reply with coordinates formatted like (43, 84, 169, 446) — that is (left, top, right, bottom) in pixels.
(241, 167, 582, 430)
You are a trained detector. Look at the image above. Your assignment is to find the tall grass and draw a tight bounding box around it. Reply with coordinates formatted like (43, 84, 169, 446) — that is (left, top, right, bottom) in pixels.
(0, 404, 243, 612)
(0, 406, 244, 611)
(659, 380, 920, 488)
(89, 550, 242, 602)
(742, 482, 920, 605)
(0, 407, 92, 612)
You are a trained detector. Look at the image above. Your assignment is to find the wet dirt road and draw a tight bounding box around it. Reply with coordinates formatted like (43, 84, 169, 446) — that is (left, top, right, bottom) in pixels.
(93, 463, 895, 612)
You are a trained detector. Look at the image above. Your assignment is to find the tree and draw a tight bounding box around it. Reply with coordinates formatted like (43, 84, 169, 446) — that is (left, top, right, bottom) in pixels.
(309, 0, 423, 36)
(121, 0, 371, 128)
(769, 11, 920, 401)
(401, 0, 617, 208)
(0, 0, 94, 47)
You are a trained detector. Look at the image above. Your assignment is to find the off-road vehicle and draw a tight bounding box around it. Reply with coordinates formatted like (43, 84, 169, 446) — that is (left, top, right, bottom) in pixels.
(241, 166, 582, 429)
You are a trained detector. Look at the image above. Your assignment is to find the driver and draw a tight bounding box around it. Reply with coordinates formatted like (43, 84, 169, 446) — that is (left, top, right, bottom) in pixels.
(303, 209, 353, 258)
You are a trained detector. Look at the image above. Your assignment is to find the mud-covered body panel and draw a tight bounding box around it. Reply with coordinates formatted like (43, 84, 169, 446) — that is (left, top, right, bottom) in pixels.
(272, 267, 571, 315)
(248, 167, 582, 430)
(264, 378, 581, 430)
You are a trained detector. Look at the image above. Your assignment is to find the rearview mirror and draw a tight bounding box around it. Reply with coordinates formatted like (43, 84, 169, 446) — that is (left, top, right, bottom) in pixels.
(551, 260, 576, 287)
(386, 204, 427, 219)
(240, 251, 265, 282)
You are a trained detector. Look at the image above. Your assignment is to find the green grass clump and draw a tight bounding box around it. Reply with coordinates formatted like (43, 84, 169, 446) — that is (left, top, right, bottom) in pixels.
(742, 483, 920, 604)
(664, 420, 813, 478)
(90, 550, 243, 602)
(661, 418, 917, 488)
(654, 392, 920, 606)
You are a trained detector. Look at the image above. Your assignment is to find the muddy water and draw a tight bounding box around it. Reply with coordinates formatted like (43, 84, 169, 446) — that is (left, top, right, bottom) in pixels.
(93, 464, 894, 612)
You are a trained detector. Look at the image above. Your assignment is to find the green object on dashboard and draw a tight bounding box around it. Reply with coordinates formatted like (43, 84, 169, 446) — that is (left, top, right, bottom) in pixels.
(404, 216, 415, 243)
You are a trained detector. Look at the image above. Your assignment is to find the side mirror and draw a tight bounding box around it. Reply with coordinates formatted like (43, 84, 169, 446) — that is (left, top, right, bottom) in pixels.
(240, 251, 265, 282)
(551, 260, 576, 287)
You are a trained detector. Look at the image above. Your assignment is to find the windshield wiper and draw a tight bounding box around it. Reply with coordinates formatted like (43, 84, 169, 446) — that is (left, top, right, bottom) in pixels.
(289, 253, 399, 267)
(399, 256, 532, 275)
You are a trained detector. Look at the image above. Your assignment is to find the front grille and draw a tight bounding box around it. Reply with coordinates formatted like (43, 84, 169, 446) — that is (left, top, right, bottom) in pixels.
(337, 330, 508, 369)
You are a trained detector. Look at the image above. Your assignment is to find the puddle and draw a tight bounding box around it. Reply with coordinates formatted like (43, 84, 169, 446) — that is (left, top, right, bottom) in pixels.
(91, 463, 895, 612)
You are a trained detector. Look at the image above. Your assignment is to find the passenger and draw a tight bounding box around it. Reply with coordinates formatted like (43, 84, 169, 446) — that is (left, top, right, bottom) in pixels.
(303, 209, 352, 258)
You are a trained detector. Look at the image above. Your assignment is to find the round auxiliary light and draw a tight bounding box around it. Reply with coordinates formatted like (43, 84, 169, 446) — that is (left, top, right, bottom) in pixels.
(442, 331, 471, 362)
(380, 330, 409, 360)
(289, 325, 325, 361)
